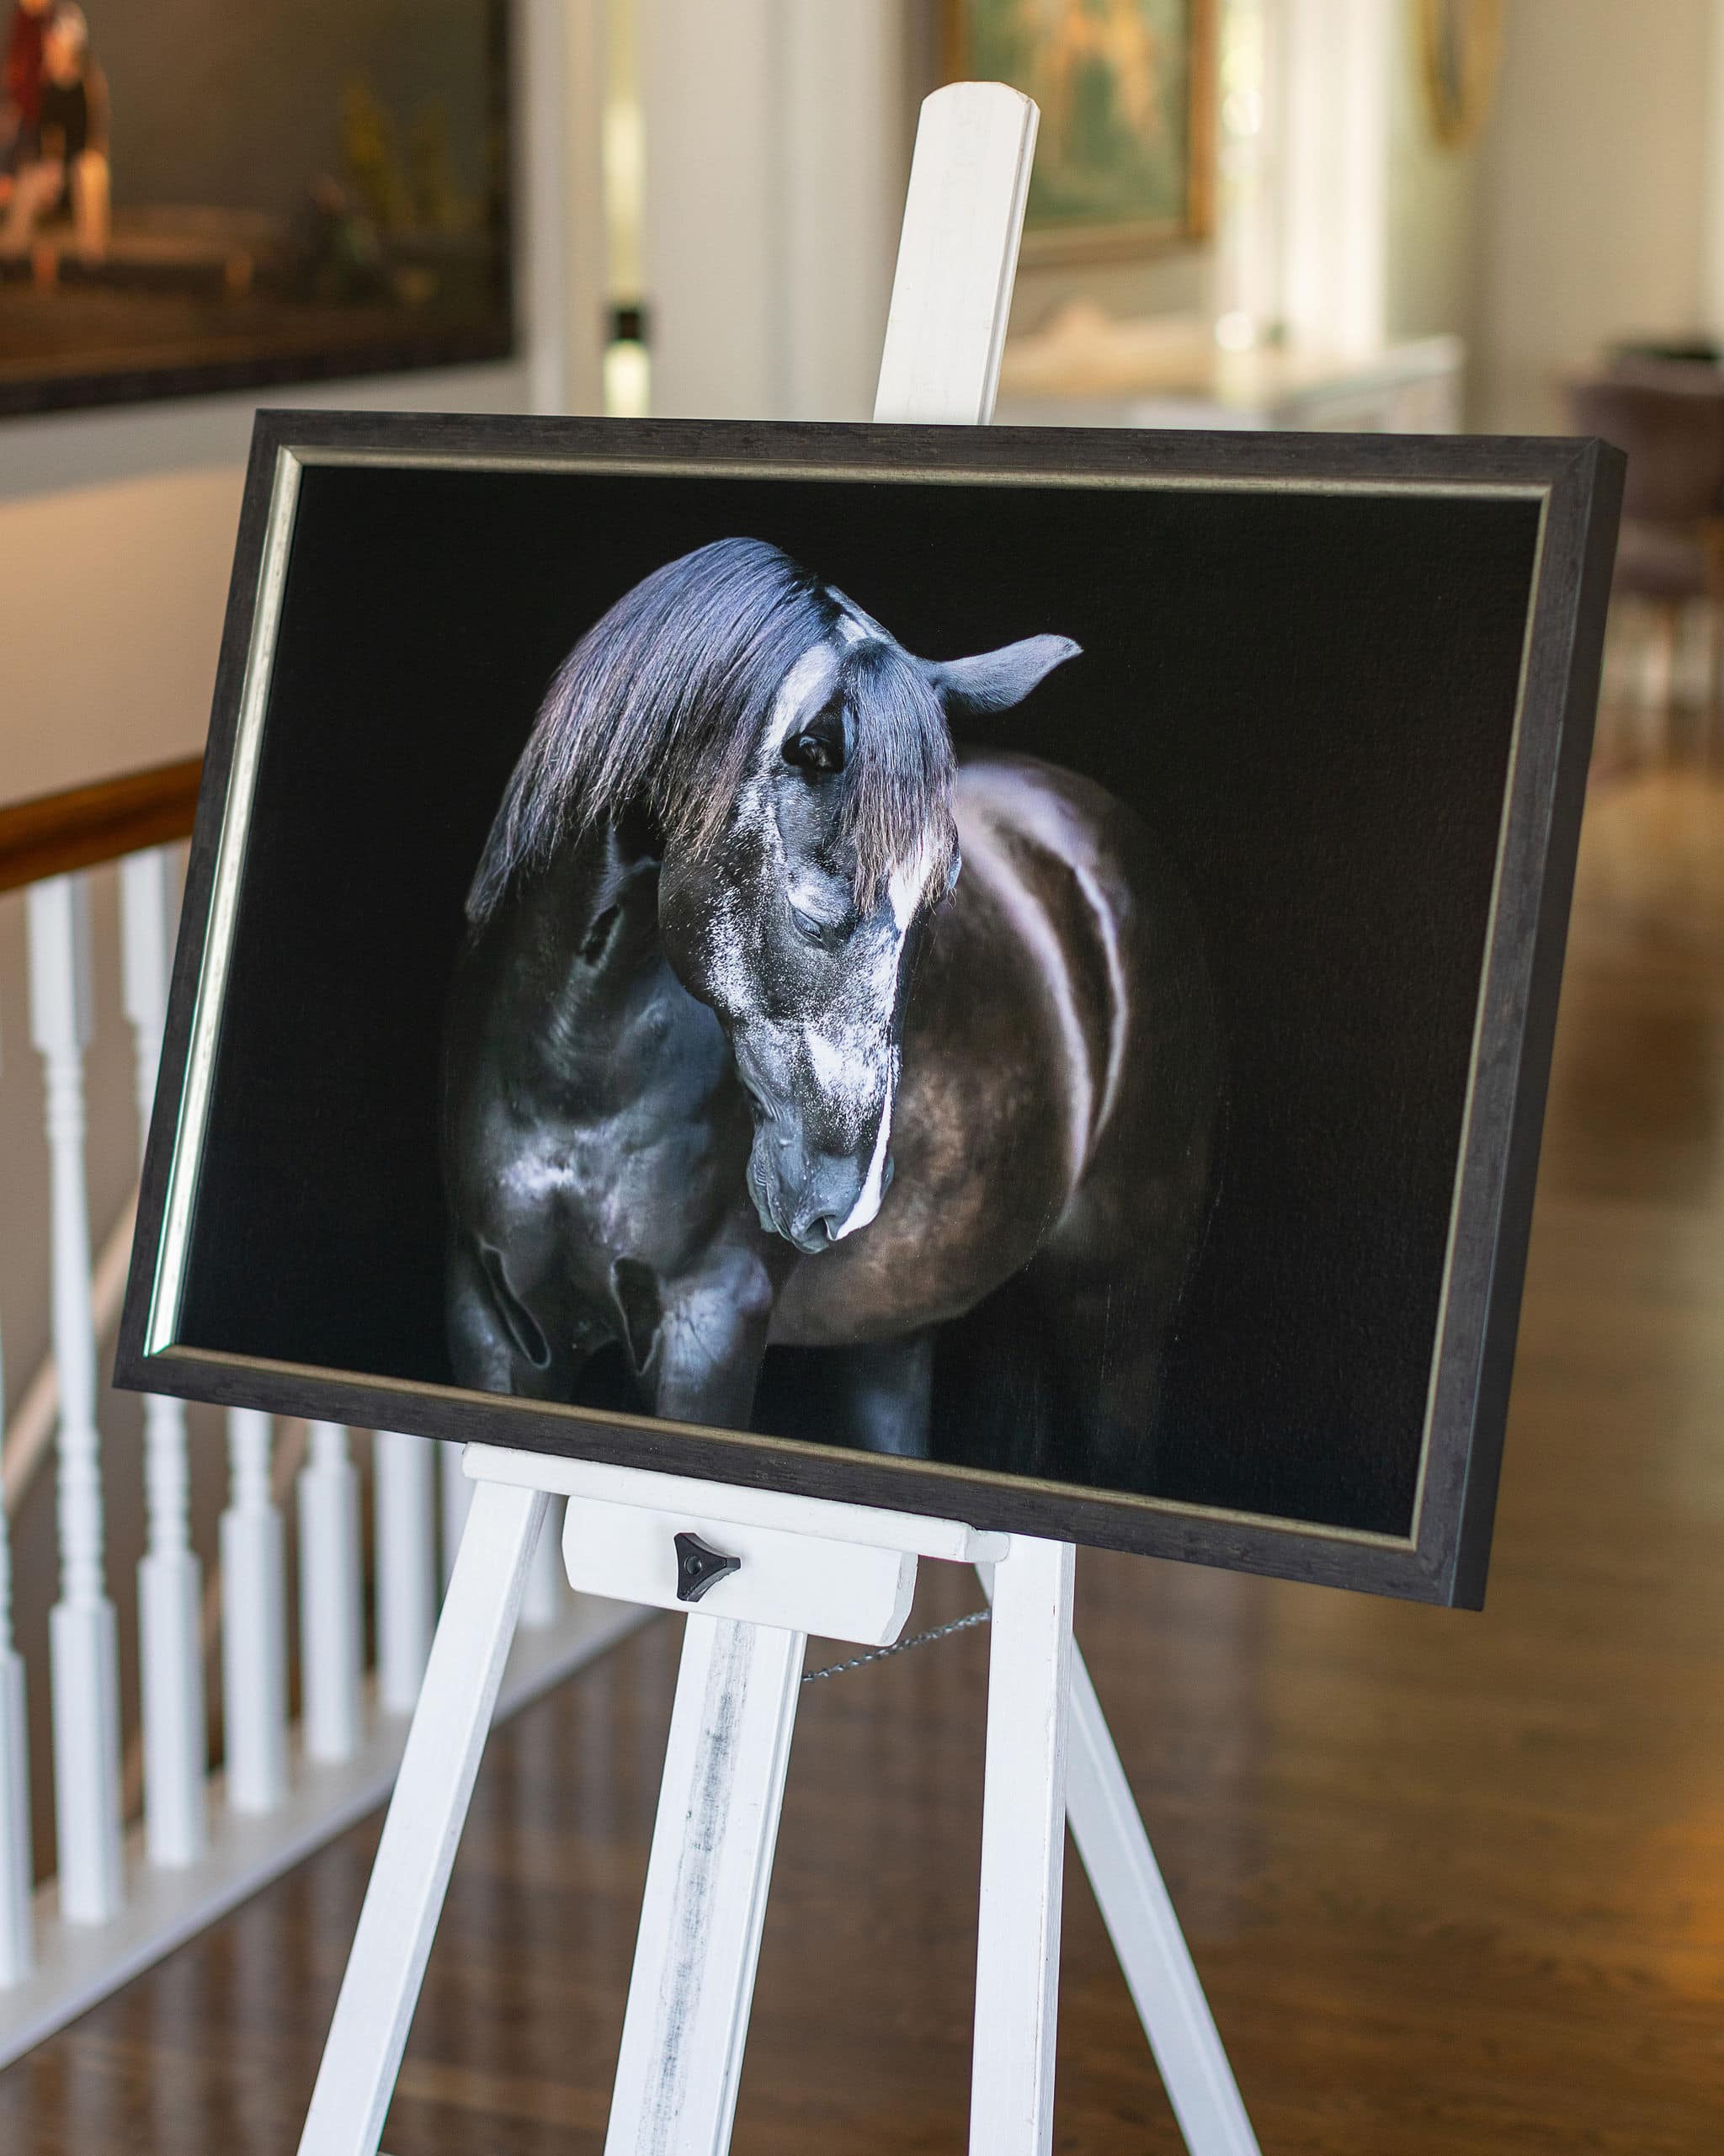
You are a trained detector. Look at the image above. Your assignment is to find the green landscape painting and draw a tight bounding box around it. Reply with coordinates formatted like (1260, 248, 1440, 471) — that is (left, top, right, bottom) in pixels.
(951, 0, 1213, 260)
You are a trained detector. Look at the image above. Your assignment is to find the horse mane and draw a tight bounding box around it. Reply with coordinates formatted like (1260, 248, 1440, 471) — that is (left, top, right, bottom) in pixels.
(823, 635, 956, 902)
(467, 536, 955, 925)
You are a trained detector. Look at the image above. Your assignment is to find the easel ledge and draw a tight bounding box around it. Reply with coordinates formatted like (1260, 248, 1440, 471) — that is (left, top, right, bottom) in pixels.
(294, 84, 1260, 2156)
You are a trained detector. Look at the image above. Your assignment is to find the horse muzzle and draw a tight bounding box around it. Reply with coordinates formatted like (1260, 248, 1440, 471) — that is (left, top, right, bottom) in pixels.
(748, 1133, 893, 1254)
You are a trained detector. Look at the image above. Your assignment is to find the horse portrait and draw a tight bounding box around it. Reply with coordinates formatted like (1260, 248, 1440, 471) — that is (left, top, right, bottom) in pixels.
(443, 535, 1219, 1486)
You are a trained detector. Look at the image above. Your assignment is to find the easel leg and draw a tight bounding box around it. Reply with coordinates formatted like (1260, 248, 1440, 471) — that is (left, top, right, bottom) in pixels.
(297, 1477, 550, 2156)
(970, 1536, 1075, 2156)
(605, 1615, 805, 2156)
(975, 1560, 1261, 2156)
(1067, 1648, 1260, 2156)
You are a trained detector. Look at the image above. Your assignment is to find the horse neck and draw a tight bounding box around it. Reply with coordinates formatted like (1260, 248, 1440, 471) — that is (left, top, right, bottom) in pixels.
(503, 819, 669, 1046)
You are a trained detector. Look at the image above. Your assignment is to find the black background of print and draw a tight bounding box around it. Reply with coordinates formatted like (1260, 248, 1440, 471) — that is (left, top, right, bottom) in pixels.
(174, 460, 1538, 1538)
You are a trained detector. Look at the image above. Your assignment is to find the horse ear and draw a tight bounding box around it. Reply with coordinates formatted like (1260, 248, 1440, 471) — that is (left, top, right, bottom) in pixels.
(923, 634, 1081, 716)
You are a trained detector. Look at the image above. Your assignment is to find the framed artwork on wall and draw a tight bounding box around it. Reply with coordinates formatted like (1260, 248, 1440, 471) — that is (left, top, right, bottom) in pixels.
(943, 0, 1217, 262)
(1417, 0, 1505, 149)
(0, 0, 512, 418)
(118, 411, 1620, 1607)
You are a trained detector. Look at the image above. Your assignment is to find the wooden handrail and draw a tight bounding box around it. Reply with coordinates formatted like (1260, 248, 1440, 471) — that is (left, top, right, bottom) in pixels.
(0, 757, 203, 896)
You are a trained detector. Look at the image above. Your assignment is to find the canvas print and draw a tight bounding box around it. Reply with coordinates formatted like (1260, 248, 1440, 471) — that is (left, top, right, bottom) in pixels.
(945, 0, 1216, 258)
(117, 415, 1619, 1605)
(0, 1, 510, 417)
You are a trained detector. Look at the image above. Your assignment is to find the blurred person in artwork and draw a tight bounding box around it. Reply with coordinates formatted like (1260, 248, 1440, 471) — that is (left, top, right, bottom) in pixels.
(0, 0, 52, 209)
(0, 1, 107, 262)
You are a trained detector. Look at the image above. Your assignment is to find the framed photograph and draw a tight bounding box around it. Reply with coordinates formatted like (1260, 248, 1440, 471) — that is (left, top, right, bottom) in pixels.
(117, 412, 1620, 1606)
(0, 2, 511, 418)
(943, 0, 1217, 262)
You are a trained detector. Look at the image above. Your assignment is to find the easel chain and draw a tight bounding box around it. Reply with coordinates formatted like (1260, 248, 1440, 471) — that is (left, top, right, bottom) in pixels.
(801, 1606, 990, 1685)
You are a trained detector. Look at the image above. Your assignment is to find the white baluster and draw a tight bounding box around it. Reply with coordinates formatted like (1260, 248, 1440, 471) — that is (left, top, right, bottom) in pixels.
(519, 1494, 564, 1629)
(28, 872, 123, 1927)
(120, 849, 208, 1868)
(439, 1440, 472, 1594)
(374, 1431, 434, 1715)
(299, 1422, 362, 1762)
(221, 1408, 288, 1812)
(0, 1286, 35, 1985)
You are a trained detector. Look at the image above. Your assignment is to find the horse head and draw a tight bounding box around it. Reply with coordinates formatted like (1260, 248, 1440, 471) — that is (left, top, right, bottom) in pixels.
(653, 579, 1080, 1256)
(466, 538, 1078, 1258)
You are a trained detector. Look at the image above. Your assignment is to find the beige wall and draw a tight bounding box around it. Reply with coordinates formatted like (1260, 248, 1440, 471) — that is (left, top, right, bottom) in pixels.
(1471, 0, 1713, 432)
(1, 461, 247, 806)
(0, 362, 534, 810)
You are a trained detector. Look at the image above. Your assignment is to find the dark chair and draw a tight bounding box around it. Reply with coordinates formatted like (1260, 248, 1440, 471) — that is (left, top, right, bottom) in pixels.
(1563, 370, 1724, 747)
(1607, 336, 1721, 370)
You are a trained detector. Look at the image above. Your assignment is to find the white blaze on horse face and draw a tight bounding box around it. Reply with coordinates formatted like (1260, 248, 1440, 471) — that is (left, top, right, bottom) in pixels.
(795, 916, 904, 1240)
(830, 837, 944, 1241)
(834, 1047, 897, 1238)
(772, 635, 846, 730)
(701, 636, 843, 1018)
(736, 616, 946, 1246)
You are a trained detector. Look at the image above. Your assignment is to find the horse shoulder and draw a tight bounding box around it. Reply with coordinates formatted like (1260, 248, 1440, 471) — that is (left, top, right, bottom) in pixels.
(769, 795, 1084, 1347)
(950, 753, 1136, 1183)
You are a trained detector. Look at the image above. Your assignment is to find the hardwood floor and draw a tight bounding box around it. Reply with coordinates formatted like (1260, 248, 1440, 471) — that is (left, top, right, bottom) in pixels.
(4, 766, 1724, 2153)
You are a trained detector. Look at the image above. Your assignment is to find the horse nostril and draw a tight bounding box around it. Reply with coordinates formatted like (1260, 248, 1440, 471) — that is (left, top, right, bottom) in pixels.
(792, 1211, 842, 1253)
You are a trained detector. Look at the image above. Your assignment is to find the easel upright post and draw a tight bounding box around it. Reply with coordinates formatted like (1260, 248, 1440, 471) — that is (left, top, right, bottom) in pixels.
(603, 1617, 805, 2155)
(873, 82, 1037, 426)
(875, 82, 1259, 2156)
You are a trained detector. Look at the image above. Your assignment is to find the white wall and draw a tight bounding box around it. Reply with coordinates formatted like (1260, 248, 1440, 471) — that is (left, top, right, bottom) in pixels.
(1471, 0, 1713, 433)
(1220, 0, 1478, 363)
(641, 0, 911, 422)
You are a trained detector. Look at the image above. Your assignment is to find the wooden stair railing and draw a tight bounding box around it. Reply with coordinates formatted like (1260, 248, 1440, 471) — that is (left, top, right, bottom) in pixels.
(0, 758, 203, 897)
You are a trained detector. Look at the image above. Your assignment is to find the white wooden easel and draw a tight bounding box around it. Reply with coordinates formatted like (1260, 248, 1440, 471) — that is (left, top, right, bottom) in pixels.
(295, 85, 1258, 2156)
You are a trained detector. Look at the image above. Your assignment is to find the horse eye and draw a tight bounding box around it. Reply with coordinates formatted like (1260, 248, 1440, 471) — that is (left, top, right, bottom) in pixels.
(783, 732, 839, 775)
(788, 901, 845, 948)
(780, 703, 848, 775)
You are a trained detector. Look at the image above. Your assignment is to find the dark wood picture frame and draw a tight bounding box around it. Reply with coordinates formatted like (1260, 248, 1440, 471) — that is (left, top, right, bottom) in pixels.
(115, 410, 1620, 1606)
(942, 0, 1218, 262)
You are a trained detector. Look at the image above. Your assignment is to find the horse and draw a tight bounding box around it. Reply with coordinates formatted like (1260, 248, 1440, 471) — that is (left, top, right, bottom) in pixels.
(443, 536, 1218, 1485)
